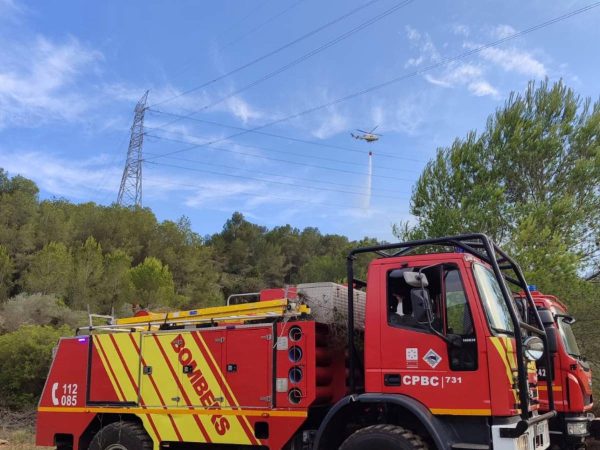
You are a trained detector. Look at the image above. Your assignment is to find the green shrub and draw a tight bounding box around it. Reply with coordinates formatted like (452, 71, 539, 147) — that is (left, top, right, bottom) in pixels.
(0, 293, 85, 333)
(0, 325, 71, 409)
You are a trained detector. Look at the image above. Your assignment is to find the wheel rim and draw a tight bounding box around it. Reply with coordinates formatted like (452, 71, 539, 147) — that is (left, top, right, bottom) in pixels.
(105, 444, 127, 450)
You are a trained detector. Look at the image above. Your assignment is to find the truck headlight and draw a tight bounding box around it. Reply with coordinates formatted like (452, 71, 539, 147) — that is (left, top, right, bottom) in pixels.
(516, 433, 528, 450)
(524, 336, 544, 361)
(567, 421, 588, 436)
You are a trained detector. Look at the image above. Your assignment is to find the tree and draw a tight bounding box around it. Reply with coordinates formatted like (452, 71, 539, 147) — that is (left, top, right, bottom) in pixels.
(96, 250, 134, 314)
(129, 257, 176, 308)
(397, 79, 600, 288)
(22, 242, 73, 297)
(0, 170, 39, 272)
(297, 255, 346, 283)
(69, 237, 104, 310)
(148, 219, 222, 308)
(0, 245, 14, 301)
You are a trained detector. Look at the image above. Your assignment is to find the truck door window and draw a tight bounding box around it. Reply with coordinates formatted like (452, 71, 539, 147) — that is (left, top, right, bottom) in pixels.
(386, 265, 442, 334)
(444, 268, 472, 336)
(473, 263, 514, 335)
(444, 267, 477, 371)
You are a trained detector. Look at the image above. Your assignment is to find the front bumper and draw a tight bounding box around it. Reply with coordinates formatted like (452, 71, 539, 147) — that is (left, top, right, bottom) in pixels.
(563, 413, 595, 437)
(492, 417, 551, 450)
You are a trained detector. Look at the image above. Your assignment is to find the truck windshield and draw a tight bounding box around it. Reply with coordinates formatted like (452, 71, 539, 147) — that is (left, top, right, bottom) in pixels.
(473, 264, 514, 335)
(557, 316, 581, 358)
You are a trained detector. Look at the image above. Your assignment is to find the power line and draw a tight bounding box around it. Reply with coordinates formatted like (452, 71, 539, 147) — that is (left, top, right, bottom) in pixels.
(144, 124, 423, 169)
(144, 150, 409, 194)
(155, 0, 416, 127)
(146, 2, 600, 161)
(148, 0, 383, 109)
(143, 178, 409, 213)
(145, 160, 409, 200)
(145, 111, 424, 162)
(218, 0, 272, 37)
(145, 132, 416, 181)
(221, 0, 306, 49)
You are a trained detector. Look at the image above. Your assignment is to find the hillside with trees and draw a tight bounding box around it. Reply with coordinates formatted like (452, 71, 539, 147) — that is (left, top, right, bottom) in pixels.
(0, 173, 377, 409)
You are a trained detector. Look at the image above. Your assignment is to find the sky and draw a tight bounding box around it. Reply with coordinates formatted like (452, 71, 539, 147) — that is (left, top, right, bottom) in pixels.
(0, 0, 598, 241)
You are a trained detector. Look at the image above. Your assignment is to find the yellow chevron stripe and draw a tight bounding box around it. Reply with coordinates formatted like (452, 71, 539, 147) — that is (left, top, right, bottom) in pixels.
(93, 338, 123, 402)
(38, 406, 308, 418)
(138, 335, 199, 442)
(194, 333, 256, 440)
(490, 337, 518, 403)
(96, 334, 162, 450)
(147, 333, 253, 445)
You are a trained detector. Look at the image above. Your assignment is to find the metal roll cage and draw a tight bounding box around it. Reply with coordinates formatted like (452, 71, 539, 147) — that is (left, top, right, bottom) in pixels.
(347, 233, 556, 431)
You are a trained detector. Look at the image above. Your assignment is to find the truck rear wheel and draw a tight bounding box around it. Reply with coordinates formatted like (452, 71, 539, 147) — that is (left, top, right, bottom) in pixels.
(88, 422, 152, 450)
(339, 424, 428, 450)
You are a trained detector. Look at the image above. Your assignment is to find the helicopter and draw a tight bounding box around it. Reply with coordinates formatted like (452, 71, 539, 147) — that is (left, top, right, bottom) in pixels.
(351, 125, 381, 143)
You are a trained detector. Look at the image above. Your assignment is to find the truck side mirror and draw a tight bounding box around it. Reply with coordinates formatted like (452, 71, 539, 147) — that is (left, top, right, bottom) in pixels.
(404, 271, 429, 288)
(545, 326, 558, 354)
(410, 288, 430, 323)
(537, 309, 554, 326)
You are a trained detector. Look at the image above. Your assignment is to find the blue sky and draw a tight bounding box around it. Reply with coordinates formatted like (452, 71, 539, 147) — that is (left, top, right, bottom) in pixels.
(0, 0, 598, 241)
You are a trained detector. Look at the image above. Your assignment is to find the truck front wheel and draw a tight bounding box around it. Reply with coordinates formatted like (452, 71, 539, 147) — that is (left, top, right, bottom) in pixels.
(339, 424, 428, 450)
(88, 422, 152, 450)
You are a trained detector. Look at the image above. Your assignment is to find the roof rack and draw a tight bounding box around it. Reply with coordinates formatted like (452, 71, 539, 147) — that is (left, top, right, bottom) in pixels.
(78, 298, 310, 334)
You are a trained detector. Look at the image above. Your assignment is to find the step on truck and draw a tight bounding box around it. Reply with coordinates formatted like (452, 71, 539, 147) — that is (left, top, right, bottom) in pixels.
(37, 234, 556, 450)
(516, 288, 597, 449)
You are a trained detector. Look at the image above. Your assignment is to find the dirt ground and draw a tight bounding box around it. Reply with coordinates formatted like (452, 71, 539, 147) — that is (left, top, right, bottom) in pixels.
(0, 410, 42, 450)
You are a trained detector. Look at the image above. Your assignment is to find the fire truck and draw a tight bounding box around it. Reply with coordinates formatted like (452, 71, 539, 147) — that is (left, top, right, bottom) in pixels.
(515, 288, 597, 449)
(37, 234, 556, 450)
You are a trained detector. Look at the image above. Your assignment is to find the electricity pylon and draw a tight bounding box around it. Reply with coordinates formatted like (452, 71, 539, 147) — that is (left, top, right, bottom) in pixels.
(117, 90, 149, 207)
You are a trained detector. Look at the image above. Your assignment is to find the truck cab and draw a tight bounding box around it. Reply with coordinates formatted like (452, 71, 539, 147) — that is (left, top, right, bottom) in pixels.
(320, 233, 557, 450)
(518, 289, 594, 449)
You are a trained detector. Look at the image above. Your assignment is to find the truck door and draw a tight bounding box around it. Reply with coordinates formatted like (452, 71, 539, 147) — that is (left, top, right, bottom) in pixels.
(140, 332, 187, 407)
(140, 330, 225, 408)
(378, 261, 492, 415)
(224, 325, 273, 408)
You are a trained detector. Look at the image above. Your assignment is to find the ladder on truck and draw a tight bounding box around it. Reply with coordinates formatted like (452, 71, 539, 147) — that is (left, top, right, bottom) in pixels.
(78, 298, 311, 334)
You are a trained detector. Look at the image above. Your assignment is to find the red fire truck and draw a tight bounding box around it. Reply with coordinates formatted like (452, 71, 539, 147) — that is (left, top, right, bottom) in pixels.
(515, 288, 596, 449)
(37, 234, 556, 450)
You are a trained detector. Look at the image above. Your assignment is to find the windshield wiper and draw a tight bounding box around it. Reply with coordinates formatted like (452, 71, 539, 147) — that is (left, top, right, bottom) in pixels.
(491, 326, 515, 336)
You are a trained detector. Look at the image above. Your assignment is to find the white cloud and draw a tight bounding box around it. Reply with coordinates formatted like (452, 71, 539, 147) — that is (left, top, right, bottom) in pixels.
(407, 24, 548, 98)
(493, 24, 517, 39)
(404, 25, 440, 68)
(478, 46, 546, 77)
(369, 93, 431, 135)
(424, 63, 499, 98)
(223, 96, 263, 124)
(0, 0, 22, 19)
(468, 80, 499, 97)
(452, 24, 470, 37)
(0, 149, 121, 199)
(311, 108, 350, 139)
(0, 36, 102, 128)
(405, 25, 421, 42)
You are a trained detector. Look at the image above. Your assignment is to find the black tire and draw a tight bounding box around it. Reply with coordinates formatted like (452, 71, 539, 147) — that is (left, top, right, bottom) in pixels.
(88, 421, 153, 450)
(339, 424, 428, 450)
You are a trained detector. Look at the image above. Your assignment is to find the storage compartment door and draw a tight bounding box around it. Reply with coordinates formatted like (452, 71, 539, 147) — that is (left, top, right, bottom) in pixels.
(224, 327, 273, 408)
(140, 332, 187, 407)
